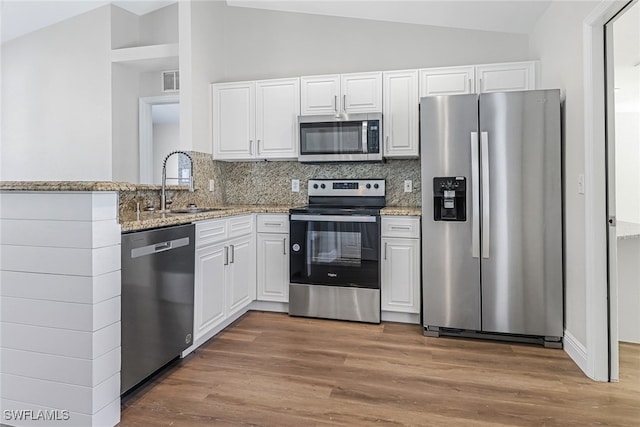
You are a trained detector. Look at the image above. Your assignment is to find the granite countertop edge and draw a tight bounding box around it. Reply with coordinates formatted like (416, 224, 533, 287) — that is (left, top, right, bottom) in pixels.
(122, 206, 422, 232)
(0, 181, 194, 192)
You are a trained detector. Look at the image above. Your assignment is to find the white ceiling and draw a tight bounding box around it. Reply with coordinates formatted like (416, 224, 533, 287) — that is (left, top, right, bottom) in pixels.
(226, 0, 553, 34)
(1, 0, 554, 44)
(1, 0, 175, 43)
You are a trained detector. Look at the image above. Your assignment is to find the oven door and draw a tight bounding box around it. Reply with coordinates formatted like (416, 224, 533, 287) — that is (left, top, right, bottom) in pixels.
(289, 214, 380, 289)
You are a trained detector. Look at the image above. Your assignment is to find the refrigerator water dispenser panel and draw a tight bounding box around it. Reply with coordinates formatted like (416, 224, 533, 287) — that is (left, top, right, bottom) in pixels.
(433, 177, 466, 221)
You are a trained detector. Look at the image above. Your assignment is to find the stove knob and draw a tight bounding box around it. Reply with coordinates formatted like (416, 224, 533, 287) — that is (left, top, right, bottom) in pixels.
(374, 183, 379, 189)
(366, 183, 371, 189)
(313, 184, 318, 189)
(320, 183, 326, 189)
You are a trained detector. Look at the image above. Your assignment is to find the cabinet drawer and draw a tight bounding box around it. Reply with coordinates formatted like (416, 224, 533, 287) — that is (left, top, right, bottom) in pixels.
(195, 219, 228, 247)
(228, 214, 254, 238)
(257, 214, 289, 234)
(381, 216, 420, 239)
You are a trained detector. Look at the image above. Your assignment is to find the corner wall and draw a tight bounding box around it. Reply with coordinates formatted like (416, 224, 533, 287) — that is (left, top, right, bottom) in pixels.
(0, 6, 113, 181)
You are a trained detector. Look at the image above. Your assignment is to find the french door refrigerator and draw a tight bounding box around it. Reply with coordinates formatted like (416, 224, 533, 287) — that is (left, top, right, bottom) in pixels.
(421, 90, 563, 347)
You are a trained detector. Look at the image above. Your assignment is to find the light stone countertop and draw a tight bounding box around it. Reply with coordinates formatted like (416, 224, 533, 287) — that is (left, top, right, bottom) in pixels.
(617, 221, 640, 240)
(0, 181, 191, 192)
(122, 205, 422, 232)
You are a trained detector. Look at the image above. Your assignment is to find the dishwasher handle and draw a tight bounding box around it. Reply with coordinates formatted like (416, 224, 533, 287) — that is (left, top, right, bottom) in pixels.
(131, 237, 190, 258)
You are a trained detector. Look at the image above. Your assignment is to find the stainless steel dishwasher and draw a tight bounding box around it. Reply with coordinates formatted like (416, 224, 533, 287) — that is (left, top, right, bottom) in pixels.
(121, 223, 195, 395)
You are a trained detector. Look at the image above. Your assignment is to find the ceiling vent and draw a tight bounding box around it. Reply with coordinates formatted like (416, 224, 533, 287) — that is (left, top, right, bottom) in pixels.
(162, 70, 180, 92)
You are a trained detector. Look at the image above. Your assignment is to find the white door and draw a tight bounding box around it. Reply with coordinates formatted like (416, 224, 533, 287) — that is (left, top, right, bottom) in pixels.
(256, 78, 300, 159)
(226, 235, 256, 316)
(341, 71, 383, 113)
(420, 66, 475, 97)
(300, 75, 340, 115)
(383, 70, 419, 158)
(475, 62, 536, 93)
(257, 233, 289, 302)
(194, 243, 226, 341)
(381, 237, 420, 313)
(212, 82, 255, 160)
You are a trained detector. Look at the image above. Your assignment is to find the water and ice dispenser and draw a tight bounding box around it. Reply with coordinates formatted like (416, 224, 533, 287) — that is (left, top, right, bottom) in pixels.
(433, 177, 466, 221)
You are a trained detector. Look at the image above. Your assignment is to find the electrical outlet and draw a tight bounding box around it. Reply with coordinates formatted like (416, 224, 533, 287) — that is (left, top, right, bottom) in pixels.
(292, 179, 300, 192)
(404, 180, 413, 193)
(209, 179, 215, 192)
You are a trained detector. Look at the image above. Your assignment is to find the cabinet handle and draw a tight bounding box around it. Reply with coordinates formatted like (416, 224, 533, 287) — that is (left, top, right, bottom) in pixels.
(343, 94, 346, 112)
(334, 95, 338, 114)
(249, 140, 253, 156)
(469, 78, 472, 92)
(283, 237, 287, 255)
(384, 242, 388, 260)
(264, 222, 281, 226)
(257, 139, 261, 155)
(224, 246, 229, 266)
(230, 244, 235, 263)
(390, 226, 411, 230)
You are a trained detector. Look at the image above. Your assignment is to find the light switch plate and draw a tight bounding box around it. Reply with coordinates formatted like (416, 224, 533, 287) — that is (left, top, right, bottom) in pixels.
(209, 180, 215, 192)
(292, 179, 300, 192)
(404, 180, 412, 193)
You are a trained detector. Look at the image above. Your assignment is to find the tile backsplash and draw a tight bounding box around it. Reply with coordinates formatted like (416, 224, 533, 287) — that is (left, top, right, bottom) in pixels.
(118, 153, 421, 216)
(219, 159, 421, 207)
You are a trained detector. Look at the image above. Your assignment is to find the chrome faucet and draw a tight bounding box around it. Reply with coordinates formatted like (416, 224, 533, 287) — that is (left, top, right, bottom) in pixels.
(161, 151, 194, 212)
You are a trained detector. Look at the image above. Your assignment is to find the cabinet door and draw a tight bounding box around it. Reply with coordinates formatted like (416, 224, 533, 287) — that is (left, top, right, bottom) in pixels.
(194, 243, 227, 341)
(257, 233, 289, 302)
(381, 237, 420, 314)
(383, 70, 419, 158)
(475, 62, 536, 93)
(212, 82, 256, 160)
(226, 235, 256, 317)
(300, 75, 340, 115)
(420, 66, 475, 97)
(341, 71, 383, 113)
(255, 78, 300, 159)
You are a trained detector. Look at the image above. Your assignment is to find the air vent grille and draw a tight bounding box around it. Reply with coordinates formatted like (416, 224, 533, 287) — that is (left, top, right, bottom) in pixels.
(162, 70, 179, 92)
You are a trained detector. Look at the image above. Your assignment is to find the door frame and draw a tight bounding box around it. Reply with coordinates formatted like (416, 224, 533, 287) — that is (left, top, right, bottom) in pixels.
(582, 0, 630, 382)
(139, 95, 180, 184)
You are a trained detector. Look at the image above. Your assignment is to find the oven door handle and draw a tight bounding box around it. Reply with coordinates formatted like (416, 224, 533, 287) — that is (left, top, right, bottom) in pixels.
(290, 214, 377, 223)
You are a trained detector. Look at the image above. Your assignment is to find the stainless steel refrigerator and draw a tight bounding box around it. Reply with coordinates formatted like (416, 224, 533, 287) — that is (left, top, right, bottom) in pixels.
(420, 90, 563, 347)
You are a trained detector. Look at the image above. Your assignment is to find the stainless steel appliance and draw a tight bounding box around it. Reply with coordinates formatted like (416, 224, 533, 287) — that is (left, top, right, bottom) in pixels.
(421, 90, 564, 347)
(121, 224, 195, 395)
(289, 179, 385, 323)
(298, 113, 382, 162)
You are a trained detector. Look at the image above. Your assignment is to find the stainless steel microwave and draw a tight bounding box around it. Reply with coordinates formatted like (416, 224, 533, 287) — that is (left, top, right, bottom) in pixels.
(298, 113, 382, 162)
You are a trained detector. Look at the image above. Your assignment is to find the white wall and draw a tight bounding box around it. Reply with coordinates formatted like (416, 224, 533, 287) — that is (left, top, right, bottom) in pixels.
(1, 6, 113, 181)
(615, 112, 640, 224)
(152, 121, 180, 185)
(183, 1, 530, 154)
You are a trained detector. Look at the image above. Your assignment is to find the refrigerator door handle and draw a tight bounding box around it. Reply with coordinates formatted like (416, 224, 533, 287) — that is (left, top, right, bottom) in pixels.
(471, 132, 480, 258)
(481, 131, 490, 259)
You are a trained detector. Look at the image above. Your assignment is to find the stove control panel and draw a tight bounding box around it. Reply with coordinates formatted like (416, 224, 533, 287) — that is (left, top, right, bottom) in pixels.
(308, 179, 385, 197)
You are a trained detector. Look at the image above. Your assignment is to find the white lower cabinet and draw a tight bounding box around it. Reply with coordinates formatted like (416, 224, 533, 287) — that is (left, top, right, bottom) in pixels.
(256, 214, 289, 302)
(193, 215, 255, 343)
(381, 216, 421, 316)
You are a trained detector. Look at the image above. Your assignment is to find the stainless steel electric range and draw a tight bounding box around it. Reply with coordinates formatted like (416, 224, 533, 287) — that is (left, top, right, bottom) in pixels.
(289, 179, 385, 324)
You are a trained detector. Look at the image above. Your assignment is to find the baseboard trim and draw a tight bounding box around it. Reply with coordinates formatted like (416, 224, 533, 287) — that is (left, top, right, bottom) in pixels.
(381, 311, 420, 324)
(564, 329, 588, 375)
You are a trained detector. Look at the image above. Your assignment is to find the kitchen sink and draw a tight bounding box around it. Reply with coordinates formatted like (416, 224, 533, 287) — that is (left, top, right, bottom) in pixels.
(167, 207, 225, 214)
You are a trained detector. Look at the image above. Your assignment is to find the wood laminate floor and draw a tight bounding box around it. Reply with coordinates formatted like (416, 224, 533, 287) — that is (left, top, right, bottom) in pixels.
(120, 312, 640, 426)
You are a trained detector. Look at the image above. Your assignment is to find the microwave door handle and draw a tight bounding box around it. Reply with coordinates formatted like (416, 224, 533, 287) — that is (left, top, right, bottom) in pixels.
(362, 121, 368, 153)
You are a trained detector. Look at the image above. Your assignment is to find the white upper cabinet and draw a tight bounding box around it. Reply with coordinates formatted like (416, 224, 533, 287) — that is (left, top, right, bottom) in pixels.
(419, 66, 475, 97)
(300, 72, 382, 115)
(300, 74, 340, 115)
(475, 61, 537, 93)
(212, 81, 255, 160)
(340, 72, 383, 114)
(212, 78, 300, 161)
(383, 70, 419, 158)
(255, 78, 300, 159)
